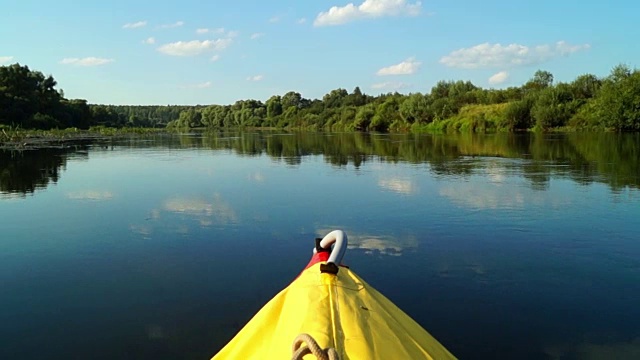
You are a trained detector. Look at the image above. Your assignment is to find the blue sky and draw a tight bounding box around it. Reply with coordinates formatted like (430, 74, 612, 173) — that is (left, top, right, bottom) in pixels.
(1, 0, 638, 105)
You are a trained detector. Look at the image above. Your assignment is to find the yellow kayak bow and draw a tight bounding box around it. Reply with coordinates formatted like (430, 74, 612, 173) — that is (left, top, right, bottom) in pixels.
(211, 230, 457, 360)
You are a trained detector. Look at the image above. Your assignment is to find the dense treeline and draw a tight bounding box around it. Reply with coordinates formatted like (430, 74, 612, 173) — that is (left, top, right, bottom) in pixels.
(2, 62, 639, 132)
(0, 63, 200, 129)
(89, 105, 202, 128)
(169, 65, 640, 132)
(0, 64, 91, 129)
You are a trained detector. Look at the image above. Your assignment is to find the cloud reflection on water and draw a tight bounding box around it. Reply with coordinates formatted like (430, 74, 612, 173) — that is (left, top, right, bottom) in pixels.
(439, 184, 526, 210)
(130, 224, 152, 239)
(439, 177, 574, 210)
(316, 228, 418, 256)
(130, 193, 237, 238)
(248, 172, 265, 183)
(66, 190, 114, 201)
(377, 177, 418, 195)
(162, 193, 237, 226)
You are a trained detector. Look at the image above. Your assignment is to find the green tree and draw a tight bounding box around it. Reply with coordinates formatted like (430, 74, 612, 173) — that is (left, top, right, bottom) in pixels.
(531, 84, 575, 130)
(353, 104, 375, 131)
(281, 91, 302, 110)
(584, 66, 640, 131)
(400, 93, 432, 124)
(523, 70, 554, 94)
(323, 88, 348, 108)
(266, 95, 283, 119)
(532, 70, 554, 88)
(570, 74, 602, 100)
(609, 64, 631, 82)
(344, 86, 366, 107)
(176, 108, 202, 128)
(504, 98, 535, 130)
(0, 63, 63, 127)
(59, 99, 91, 129)
(370, 97, 400, 131)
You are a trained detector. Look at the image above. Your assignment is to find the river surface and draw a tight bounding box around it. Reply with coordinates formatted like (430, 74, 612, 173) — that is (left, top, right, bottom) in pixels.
(1, 131, 639, 360)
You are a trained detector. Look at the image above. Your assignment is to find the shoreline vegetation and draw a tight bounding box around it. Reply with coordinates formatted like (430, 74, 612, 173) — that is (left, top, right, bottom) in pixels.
(1, 62, 639, 147)
(0, 126, 166, 149)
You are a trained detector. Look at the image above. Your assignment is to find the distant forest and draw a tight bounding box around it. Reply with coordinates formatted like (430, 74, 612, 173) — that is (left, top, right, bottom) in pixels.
(1, 62, 639, 132)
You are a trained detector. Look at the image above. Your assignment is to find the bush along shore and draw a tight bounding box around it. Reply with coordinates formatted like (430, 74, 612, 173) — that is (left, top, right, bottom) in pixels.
(1, 62, 639, 140)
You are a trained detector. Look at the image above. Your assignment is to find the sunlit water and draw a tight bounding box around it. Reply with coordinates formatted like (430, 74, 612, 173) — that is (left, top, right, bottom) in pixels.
(1, 132, 639, 360)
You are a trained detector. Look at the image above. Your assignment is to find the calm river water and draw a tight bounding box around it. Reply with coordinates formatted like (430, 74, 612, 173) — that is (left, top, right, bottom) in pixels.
(1, 131, 639, 360)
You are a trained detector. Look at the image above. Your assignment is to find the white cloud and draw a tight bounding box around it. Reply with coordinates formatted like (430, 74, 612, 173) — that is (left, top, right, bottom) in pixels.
(157, 39, 232, 56)
(194, 81, 212, 88)
(376, 57, 421, 75)
(142, 37, 156, 45)
(246, 75, 264, 81)
(488, 70, 509, 85)
(197, 27, 229, 36)
(0, 56, 14, 64)
(250, 32, 265, 40)
(180, 81, 212, 89)
(314, 0, 421, 26)
(66, 190, 114, 200)
(210, 54, 220, 62)
(123, 21, 147, 29)
(371, 81, 411, 91)
(227, 30, 239, 38)
(159, 21, 184, 29)
(297, 17, 307, 24)
(269, 16, 280, 23)
(60, 57, 114, 66)
(555, 40, 592, 55)
(440, 41, 591, 69)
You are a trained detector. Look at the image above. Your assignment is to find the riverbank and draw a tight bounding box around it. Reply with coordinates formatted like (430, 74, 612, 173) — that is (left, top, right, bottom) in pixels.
(0, 126, 167, 150)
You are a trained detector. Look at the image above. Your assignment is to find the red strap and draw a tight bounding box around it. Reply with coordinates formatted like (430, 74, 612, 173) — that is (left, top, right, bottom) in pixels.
(303, 251, 330, 269)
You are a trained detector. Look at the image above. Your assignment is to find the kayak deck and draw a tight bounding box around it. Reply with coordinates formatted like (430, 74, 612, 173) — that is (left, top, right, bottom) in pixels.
(211, 231, 457, 360)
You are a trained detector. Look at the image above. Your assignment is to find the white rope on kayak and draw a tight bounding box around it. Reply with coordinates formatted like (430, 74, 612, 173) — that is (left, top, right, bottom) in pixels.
(291, 333, 340, 360)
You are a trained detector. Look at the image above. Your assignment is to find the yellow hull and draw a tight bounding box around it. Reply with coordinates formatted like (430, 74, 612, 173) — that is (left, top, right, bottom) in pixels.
(211, 260, 457, 359)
